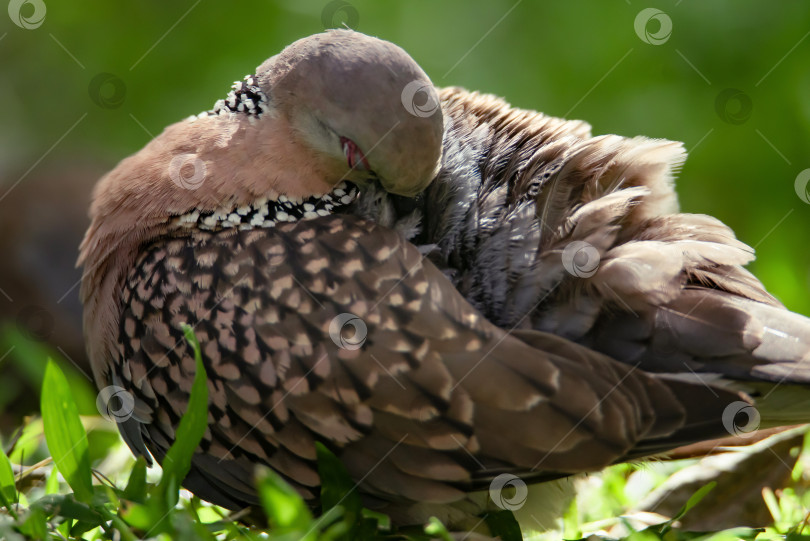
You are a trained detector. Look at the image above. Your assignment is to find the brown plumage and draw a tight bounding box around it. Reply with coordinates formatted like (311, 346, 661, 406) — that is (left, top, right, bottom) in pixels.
(80, 29, 810, 530)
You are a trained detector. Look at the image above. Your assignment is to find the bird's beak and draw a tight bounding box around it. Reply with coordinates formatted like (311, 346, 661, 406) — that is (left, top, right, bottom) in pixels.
(339, 136, 431, 197)
(339, 132, 441, 197)
(340, 136, 370, 171)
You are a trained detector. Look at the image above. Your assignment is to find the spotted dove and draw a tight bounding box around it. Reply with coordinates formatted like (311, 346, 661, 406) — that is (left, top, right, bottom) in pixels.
(79, 29, 810, 529)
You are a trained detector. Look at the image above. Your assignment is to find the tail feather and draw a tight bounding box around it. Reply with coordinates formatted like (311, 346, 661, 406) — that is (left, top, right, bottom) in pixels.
(592, 288, 810, 385)
(667, 290, 810, 384)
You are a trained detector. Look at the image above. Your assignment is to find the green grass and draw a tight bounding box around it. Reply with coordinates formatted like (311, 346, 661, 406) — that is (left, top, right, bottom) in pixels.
(2, 331, 810, 540)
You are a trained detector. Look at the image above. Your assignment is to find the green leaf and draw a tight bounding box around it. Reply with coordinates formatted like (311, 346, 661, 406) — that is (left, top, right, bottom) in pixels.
(424, 517, 454, 541)
(257, 466, 314, 535)
(361, 508, 390, 531)
(29, 493, 106, 524)
(676, 481, 716, 521)
(18, 507, 47, 540)
(45, 466, 59, 495)
(0, 443, 17, 512)
(484, 510, 522, 541)
(157, 324, 209, 508)
(314, 507, 352, 541)
(87, 426, 126, 463)
(7, 419, 44, 465)
(41, 360, 93, 503)
(120, 501, 158, 532)
(648, 481, 717, 541)
(108, 513, 139, 541)
(69, 520, 100, 537)
(124, 456, 148, 503)
(624, 529, 665, 541)
(316, 442, 361, 517)
(652, 481, 717, 538)
(57, 519, 70, 539)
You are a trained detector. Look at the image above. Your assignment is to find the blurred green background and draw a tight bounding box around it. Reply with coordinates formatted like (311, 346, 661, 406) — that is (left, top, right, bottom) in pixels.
(1, 0, 809, 425)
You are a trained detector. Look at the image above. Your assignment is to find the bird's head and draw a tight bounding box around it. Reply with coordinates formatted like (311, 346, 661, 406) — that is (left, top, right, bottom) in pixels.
(258, 29, 444, 196)
(82, 30, 445, 263)
(79, 30, 443, 384)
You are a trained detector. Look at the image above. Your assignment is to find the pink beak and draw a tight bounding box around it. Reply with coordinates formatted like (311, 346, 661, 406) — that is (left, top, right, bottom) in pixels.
(340, 136, 370, 171)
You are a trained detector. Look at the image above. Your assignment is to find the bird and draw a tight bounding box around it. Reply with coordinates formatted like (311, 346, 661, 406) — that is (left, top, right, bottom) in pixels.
(79, 29, 810, 532)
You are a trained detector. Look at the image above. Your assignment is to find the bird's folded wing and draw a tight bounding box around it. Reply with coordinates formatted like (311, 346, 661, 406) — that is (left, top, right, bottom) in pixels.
(115, 215, 743, 507)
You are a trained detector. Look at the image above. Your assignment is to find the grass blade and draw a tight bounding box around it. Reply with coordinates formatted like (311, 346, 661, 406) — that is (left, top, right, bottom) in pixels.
(157, 324, 209, 508)
(257, 466, 314, 535)
(484, 510, 522, 541)
(316, 442, 361, 516)
(0, 444, 17, 514)
(124, 456, 148, 503)
(41, 360, 93, 503)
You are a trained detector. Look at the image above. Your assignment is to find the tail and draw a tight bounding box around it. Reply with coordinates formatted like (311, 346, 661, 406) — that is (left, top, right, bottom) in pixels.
(659, 289, 810, 384)
(594, 288, 810, 428)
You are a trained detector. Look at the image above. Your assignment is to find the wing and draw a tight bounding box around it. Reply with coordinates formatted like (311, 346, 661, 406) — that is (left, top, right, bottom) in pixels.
(114, 214, 742, 510)
(511, 132, 810, 387)
(388, 87, 810, 394)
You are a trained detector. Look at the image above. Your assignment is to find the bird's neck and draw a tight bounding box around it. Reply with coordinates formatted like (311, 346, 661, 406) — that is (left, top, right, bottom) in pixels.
(80, 112, 337, 265)
(77, 111, 338, 385)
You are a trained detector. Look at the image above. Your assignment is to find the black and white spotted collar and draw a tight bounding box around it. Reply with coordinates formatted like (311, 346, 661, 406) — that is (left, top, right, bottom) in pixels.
(172, 182, 358, 232)
(191, 74, 270, 123)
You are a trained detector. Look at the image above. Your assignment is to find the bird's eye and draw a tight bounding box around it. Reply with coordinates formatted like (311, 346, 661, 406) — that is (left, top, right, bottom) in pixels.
(340, 136, 370, 171)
